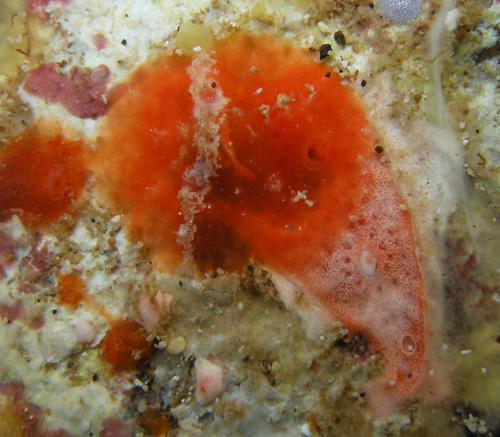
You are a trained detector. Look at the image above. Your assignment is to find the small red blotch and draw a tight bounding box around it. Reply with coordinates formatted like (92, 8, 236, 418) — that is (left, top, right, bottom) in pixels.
(27, 0, 73, 17)
(0, 128, 87, 226)
(92, 33, 108, 51)
(102, 319, 152, 371)
(195, 358, 225, 406)
(57, 273, 85, 306)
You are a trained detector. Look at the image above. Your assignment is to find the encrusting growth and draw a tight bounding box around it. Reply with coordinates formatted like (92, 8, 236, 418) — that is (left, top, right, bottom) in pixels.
(91, 32, 442, 415)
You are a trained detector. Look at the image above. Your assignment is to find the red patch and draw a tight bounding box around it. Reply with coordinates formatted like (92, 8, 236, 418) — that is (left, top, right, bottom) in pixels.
(102, 319, 152, 371)
(57, 273, 85, 306)
(0, 129, 87, 225)
(93, 34, 436, 413)
(23, 63, 110, 119)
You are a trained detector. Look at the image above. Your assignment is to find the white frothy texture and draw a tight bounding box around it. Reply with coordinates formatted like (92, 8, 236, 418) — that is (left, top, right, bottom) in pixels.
(378, 0, 423, 24)
(268, 152, 450, 414)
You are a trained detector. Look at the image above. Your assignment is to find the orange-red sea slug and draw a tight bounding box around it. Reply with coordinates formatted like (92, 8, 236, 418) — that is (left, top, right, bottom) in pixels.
(92, 33, 446, 415)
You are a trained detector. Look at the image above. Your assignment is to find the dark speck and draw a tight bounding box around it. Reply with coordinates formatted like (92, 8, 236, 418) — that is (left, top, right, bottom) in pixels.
(210, 82, 216, 88)
(242, 355, 250, 363)
(375, 146, 384, 154)
(360, 392, 366, 397)
(369, 2, 374, 8)
(325, 72, 331, 78)
(334, 31, 346, 46)
(495, 334, 500, 343)
(121, 39, 127, 46)
(52, 309, 58, 314)
(361, 79, 367, 87)
(179, 280, 183, 286)
(92, 373, 99, 381)
(319, 44, 332, 60)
